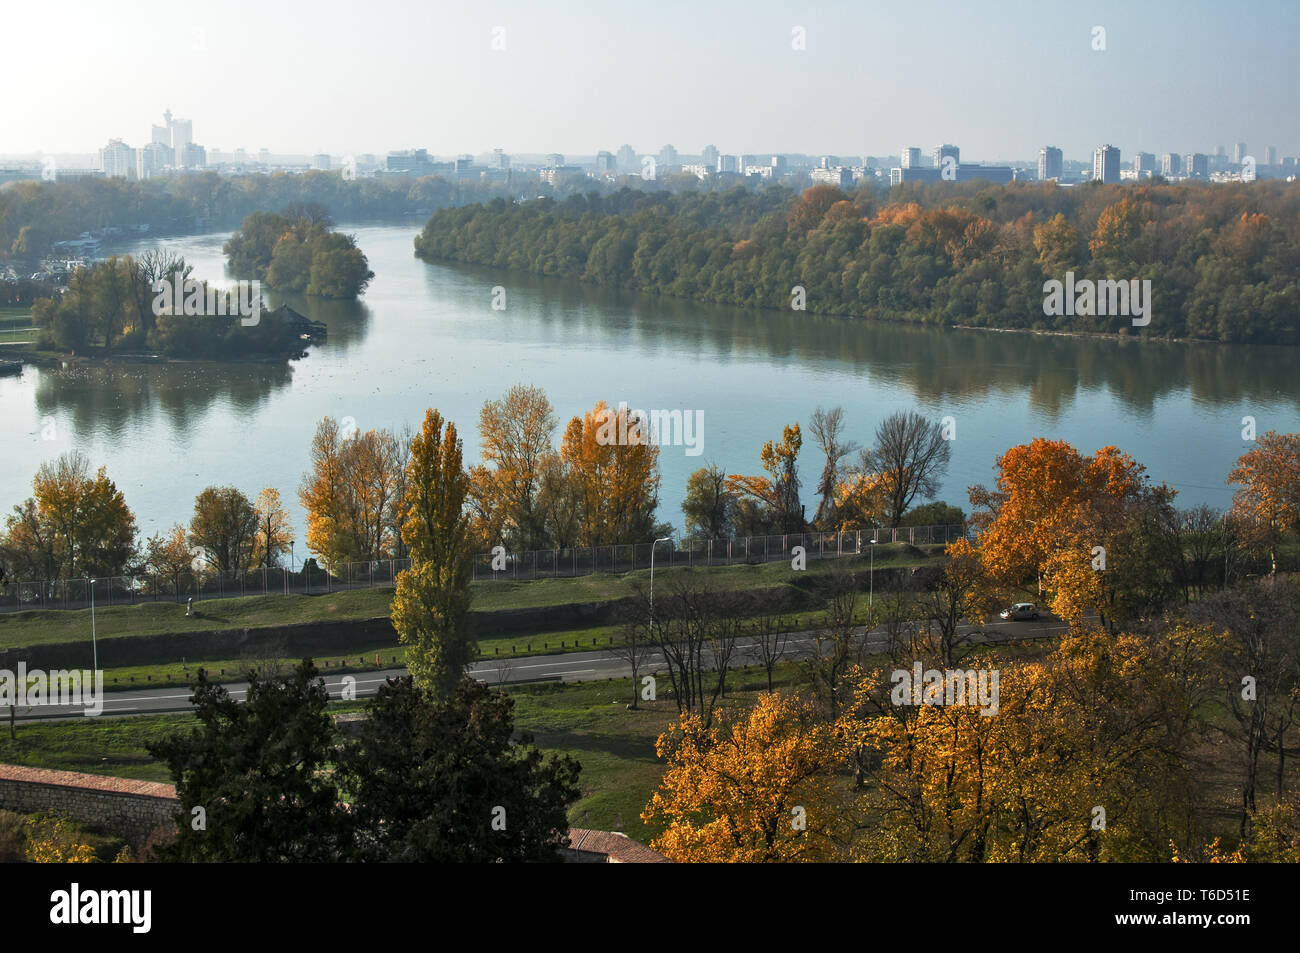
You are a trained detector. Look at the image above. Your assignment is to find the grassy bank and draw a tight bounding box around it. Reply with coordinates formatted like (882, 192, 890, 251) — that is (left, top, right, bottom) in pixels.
(0, 543, 943, 652)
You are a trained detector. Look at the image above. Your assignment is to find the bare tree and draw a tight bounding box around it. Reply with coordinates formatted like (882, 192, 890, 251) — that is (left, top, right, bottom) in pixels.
(609, 613, 659, 709)
(804, 569, 862, 718)
(750, 611, 793, 692)
(633, 578, 742, 728)
(863, 410, 952, 527)
(808, 407, 858, 530)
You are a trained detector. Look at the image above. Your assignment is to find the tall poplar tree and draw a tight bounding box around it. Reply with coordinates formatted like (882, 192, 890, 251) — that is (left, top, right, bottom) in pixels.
(391, 408, 475, 699)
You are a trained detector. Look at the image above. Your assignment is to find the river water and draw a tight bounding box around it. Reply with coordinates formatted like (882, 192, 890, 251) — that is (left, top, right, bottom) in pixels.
(2, 223, 1296, 547)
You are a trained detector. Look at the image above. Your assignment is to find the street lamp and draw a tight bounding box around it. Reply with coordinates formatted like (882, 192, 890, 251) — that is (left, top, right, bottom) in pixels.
(89, 578, 98, 672)
(868, 536, 879, 608)
(649, 537, 673, 629)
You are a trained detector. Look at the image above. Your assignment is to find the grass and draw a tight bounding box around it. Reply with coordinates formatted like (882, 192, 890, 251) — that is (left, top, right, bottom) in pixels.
(0, 544, 944, 652)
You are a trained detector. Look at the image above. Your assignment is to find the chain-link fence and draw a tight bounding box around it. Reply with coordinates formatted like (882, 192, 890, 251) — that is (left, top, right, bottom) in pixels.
(0, 524, 966, 613)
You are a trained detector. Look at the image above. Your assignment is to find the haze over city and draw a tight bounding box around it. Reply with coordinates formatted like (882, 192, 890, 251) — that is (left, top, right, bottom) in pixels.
(4, 0, 1297, 160)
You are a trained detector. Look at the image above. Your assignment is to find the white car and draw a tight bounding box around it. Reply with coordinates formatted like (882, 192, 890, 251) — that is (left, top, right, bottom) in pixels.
(1000, 602, 1040, 621)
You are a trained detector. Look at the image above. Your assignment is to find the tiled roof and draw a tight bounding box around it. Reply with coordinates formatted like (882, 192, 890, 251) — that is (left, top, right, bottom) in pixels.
(0, 763, 178, 800)
(566, 828, 672, 863)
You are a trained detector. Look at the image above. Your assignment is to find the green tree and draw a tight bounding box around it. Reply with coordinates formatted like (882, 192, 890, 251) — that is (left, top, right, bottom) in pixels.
(391, 408, 475, 699)
(146, 661, 350, 862)
(338, 676, 581, 862)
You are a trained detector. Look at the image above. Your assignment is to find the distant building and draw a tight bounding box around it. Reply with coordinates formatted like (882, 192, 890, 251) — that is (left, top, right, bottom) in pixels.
(616, 144, 637, 173)
(900, 146, 922, 169)
(933, 144, 959, 168)
(99, 138, 136, 178)
(716, 154, 739, 173)
(1038, 146, 1063, 181)
(681, 164, 711, 180)
(700, 144, 719, 167)
(1265, 146, 1278, 167)
(1233, 142, 1248, 164)
(386, 149, 435, 175)
(658, 144, 678, 168)
(1134, 152, 1156, 175)
(178, 143, 206, 169)
(539, 165, 583, 185)
(312, 154, 331, 171)
(595, 151, 615, 173)
(544, 153, 564, 168)
(957, 164, 1014, 184)
(136, 141, 172, 179)
(1092, 144, 1120, 184)
(1185, 152, 1209, 178)
(1160, 153, 1182, 177)
(810, 166, 852, 188)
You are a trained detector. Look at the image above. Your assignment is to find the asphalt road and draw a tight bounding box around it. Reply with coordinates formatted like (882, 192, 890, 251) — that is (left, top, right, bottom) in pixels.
(8, 614, 1070, 723)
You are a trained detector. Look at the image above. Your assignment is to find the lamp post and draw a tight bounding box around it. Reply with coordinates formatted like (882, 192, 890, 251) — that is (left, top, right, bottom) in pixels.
(89, 578, 98, 672)
(869, 536, 879, 608)
(649, 537, 673, 630)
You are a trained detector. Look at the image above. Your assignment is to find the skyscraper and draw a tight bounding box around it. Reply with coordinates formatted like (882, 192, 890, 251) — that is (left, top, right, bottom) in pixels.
(1185, 153, 1209, 178)
(901, 146, 921, 169)
(1093, 144, 1120, 183)
(1134, 152, 1156, 175)
(1160, 153, 1182, 177)
(99, 139, 136, 178)
(617, 144, 637, 172)
(1038, 146, 1062, 180)
(932, 144, 959, 168)
(701, 144, 719, 167)
(1233, 142, 1248, 164)
(1266, 145, 1278, 166)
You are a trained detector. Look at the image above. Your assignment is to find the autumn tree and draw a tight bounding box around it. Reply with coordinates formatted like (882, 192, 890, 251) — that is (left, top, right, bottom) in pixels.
(468, 384, 558, 550)
(1191, 580, 1300, 836)
(141, 523, 197, 593)
(299, 417, 407, 569)
(189, 486, 258, 573)
(728, 423, 804, 533)
(681, 462, 735, 539)
(251, 488, 295, 569)
(862, 410, 951, 528)
(391, 408, 475, 700)
(967, 439, 1175, 628)
(1227, 431, 1300, 576)
(808, 406, 857, 529)
(1, 452, 137, 581)
(560, 401, 661, 546)
(643, 692, 850, 862)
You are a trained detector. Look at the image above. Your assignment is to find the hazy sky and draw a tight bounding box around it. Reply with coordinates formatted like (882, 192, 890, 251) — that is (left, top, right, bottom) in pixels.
(5, 0, 1296, 162)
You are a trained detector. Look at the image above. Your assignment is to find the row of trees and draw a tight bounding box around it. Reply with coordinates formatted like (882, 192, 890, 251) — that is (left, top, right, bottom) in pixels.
(0, 171, 517, 265)
(0, 452, 296, 586)
(223, 204, 373, 299)
(415, 180, 1300, 344)
(681, 407, 956, 538)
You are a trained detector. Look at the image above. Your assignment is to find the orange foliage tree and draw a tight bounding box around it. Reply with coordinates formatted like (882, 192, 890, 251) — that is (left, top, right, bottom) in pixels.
(643, 692, 850, 862)
(1227, 431, 1300, 575)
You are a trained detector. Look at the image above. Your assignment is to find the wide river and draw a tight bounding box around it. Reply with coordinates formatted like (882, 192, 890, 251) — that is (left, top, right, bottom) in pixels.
(2, 223, 1297, 550)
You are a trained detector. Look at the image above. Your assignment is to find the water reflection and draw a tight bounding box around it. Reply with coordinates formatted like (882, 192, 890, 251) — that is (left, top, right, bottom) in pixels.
(34, 361, 295, 436)
(457, 263, 1300, 419)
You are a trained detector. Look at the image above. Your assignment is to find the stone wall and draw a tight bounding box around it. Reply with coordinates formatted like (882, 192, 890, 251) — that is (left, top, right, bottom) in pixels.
(0, 764, 178, 849)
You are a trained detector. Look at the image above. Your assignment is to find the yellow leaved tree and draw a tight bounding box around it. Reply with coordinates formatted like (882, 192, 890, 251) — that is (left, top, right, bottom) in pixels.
(643, 692, 849, 862)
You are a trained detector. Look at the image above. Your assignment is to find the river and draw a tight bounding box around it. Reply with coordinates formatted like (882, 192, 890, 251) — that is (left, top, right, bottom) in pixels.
(1, 223, 1297, 548)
